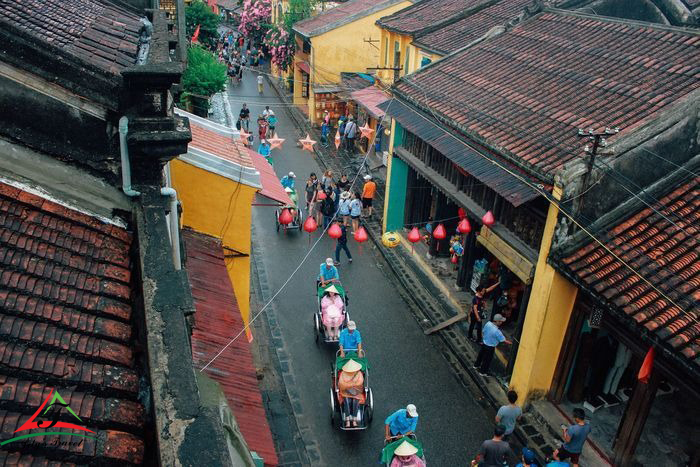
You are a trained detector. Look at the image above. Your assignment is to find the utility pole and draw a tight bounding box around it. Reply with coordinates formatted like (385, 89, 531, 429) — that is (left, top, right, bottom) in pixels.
(575, 127, 618, 213)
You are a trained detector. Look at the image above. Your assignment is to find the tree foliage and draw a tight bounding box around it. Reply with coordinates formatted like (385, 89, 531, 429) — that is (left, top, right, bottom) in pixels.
(182, 45, 227, 97)
(263, 0, 315, 72)
(238, 0, 272, 43)
(185, 1, 221, 48)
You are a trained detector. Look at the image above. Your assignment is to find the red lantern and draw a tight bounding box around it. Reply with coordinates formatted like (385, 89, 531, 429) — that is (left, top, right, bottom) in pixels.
(433, 223, 446, 240)
(407, 227, 421, 243)
(327, 222, 342, 239)
(451, 254, 458, 264)
(303, 217, 317, 233)
(278, 208, 293, 225)
(354, 226, 368, 243)
(482, 210, 495, 227)
(457, 218, 471, 234)
(317, 191, 327, 200)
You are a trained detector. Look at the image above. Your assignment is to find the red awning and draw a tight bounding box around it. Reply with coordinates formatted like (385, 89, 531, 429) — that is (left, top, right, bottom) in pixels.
(250, 151, 294, 206)
(296, 61, 310, 74)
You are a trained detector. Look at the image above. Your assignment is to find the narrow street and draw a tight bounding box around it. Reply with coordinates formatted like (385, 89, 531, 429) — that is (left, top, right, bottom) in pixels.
(234, 69, 493, 465)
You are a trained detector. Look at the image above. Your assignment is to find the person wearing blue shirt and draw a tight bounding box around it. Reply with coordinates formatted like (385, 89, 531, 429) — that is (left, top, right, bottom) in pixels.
(474, 314, 511, 377)
(338, 320, 362, 357)
(384, 404, 419, 441)
(553, 408, 591, 467)
(319, 258, 339, 286)
(280, 171, 296, 189)
(258, 140, 272, 166)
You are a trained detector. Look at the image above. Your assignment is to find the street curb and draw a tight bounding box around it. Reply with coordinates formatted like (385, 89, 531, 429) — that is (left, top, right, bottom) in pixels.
(251, 226, 320, 466)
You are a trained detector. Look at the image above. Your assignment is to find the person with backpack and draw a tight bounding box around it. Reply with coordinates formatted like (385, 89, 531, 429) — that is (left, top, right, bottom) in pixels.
(321, 188, 336, 229)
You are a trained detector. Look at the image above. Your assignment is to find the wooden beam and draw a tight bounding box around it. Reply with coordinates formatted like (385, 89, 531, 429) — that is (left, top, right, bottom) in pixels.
(424, 312, 468, 335)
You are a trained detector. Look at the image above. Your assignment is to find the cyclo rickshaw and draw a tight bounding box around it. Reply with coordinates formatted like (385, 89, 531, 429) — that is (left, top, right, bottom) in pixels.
(275, 187, 303, 232)
(329, 350, 374, 430)
(381, 434, 426, 466)
(314, 282, 349, 344)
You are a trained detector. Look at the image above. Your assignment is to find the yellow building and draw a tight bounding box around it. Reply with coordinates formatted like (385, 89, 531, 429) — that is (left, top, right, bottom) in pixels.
(292, 0, 411, 123)
(171, 110, 291, 338)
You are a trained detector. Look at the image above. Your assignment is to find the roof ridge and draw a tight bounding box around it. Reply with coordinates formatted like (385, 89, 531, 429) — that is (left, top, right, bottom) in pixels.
(413, 0, 504, 38)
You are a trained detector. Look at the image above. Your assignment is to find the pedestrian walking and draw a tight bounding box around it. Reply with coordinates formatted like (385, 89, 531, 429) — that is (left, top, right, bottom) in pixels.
(552, 408, 591, 467)
(338, 191, 352, 226)
(385, 404, 419, 441)
(238, 103, 250, 132)
(305, 173, 319, 215)
(267, 111, 277, 138)
(516, 448, 539, 467)
(321, 189, 336, 229)
(467, 282, 500, 342)
(361, 174, 376, 218)
(474, 314, 511, 377)
(334, 224, 352, 265)
(321, 110, 331, 145)
(349, 192, 362, 233)
(471, 424, 514, 466)
(321, 169, 334, 191)
(257, 114, 268, 141)
(262, 105, 272, 118)
(343, 115, 357, 153)
(495, 390, 522, 439)
(337, 173, 351, 193)
(257, 74, 264, 94)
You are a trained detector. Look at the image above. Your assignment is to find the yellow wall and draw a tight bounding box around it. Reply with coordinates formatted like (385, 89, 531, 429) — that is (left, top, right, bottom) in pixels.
(170, 159, 258, 331)
(510, 185, 579, 402)
(376, 30, 440, 83)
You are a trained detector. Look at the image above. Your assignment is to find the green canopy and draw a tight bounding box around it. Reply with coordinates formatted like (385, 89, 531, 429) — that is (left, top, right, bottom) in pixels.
(335, 356, 368, 372)
(317, 282, 346, 300)
(380, 438, 424, 464)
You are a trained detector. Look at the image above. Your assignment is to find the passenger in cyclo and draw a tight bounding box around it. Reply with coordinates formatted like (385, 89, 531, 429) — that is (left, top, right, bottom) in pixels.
(319, 258, 340, 287)
(321, 284, 344, 339)
(283, 187, 298, 219)
(339, 320, 362, 357)
(338, 359, 364, 428)
(390, 440, 426, 467)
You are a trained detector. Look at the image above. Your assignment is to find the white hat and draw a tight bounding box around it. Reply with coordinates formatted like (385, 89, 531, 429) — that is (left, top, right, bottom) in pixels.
(340, 191, 351, 199)
(347, 320, 357, 330)
(493, 314, 506, 322)
(342, 359, 362, 373)
(406, 404, 418, 417)
(289, 171, 296, 178)
(364, 174, 372, 180)
(284, 187, 293, 193)
(325, 258, 334, 266)
(325, 284, 339, 294)
(394, 440, 418, 457)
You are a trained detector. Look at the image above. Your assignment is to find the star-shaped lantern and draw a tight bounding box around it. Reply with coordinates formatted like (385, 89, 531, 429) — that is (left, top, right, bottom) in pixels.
(334, 130, 341, 149)
(299, 134, 316, 152)
(239, 128, 252, 145)
(359, 122, 375, 140)
(268, 133, 285, 150)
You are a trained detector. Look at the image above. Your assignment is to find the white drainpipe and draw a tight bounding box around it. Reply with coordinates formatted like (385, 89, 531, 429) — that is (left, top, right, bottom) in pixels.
(162, 163, 182, 271)
(118, 116, 141, 197)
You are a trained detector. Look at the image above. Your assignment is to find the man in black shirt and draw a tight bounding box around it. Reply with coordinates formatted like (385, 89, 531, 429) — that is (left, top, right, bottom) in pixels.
(238, 103, 250, 131)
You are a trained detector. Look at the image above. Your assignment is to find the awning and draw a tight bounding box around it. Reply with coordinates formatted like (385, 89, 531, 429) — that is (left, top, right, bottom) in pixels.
(296, 61, 310, 74)
(313, 84, 343, 94)
(350, 87, 389, 120)
(378, 100, 540, 207)
(250, 151, 293, 206)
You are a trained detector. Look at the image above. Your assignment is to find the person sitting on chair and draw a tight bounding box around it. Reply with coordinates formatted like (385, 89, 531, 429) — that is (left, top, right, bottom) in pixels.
(390, 440, 425, 467)
(284, 187, 298, 218)
(321, 285, 344, 339)
(338, 359, 365, 428)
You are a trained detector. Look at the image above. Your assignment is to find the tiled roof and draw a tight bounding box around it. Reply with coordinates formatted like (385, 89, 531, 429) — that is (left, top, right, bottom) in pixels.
(0, 0, 143, 74)
(394, 11, 700, 179)
(351, 86, 390, 119)
(413, 0, 534, 54)
(376, 0, 476, 34)
(294, 0, 407, 38)
(249, 151, 294, 206)
(185, 230, 278, 466)
(559, 177, 700, 366)
(189, 117, 254, 168)
(0, 183, 148, 463)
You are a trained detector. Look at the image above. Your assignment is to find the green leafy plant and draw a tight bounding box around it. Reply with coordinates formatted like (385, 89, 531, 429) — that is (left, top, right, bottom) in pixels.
(185, 0, 221, 48)
(182, 45, 227, 97)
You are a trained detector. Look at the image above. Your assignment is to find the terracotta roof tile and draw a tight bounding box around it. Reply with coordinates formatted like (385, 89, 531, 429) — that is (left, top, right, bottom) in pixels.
(377, 0, 476, 34)
(185, 230, 278, 466)
(189, 119, 254, 168)
(561, 177, 700, 364)
(396, 12, 700, 178)
(0, 182, 149, 463)
(0, 0, 143, 75)
(294, 0, 407, 37)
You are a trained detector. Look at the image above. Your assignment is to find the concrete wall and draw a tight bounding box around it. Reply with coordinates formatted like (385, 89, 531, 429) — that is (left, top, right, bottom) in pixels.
(170, 159, 257, 333)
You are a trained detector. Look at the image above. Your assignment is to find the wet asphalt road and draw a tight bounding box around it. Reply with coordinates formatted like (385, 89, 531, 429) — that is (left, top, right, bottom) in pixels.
(235, 68, 493, 466)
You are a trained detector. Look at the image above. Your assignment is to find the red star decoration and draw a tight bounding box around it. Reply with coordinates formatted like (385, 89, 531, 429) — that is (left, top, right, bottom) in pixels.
(268, 133, 285, 150)
(359, 122, 375, 139)
(299, 134, 316, 152)
(334, 130, 341, 149)
(239, 128, 252, 145)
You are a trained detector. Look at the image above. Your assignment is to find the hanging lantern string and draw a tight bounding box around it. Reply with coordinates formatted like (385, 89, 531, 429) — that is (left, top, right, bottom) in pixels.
(199, 99, 397, 373)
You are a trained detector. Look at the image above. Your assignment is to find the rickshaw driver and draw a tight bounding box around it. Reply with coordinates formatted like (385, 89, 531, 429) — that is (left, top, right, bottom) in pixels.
(385, 404, 419, 441)
(280, 172, 296, 189)
(339, 320, 362, 357)
(319, 258, 339, 287)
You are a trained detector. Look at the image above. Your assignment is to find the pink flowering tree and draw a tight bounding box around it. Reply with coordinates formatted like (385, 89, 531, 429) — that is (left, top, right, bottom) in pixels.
(238, 0, 272, 43)
(264, 26, 294, 71)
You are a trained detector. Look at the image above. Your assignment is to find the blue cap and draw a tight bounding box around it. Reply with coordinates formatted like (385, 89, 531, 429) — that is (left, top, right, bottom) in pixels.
(522, 447, 536, 463)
